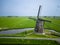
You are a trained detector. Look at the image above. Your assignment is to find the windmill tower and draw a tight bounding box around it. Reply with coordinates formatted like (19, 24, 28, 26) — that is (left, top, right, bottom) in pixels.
(35, 5, 44, 34)
(29, 5, 51, 34)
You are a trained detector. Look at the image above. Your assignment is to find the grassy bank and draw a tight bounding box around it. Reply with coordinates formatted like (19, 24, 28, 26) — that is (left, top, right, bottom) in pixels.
(0, 38, 59, 45)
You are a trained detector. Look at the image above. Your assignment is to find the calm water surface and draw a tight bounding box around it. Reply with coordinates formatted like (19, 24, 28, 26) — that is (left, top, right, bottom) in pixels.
(0, 28, 34, 34)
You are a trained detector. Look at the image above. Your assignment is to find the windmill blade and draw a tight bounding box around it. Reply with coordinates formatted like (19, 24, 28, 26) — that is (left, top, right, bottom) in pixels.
(37, 5, 41, 19)
(28, 5, 42, 21)
(37, 5, 51, 23)
(38, 18, 51, 23)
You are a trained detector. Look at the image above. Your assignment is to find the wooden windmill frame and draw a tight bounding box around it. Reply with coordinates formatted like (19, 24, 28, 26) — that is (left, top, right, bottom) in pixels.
(29, 5, 51, 34)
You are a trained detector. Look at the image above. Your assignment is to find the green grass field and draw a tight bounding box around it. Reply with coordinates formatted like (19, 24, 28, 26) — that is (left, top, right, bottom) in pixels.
(0, 16, 35, 30)
(0, 38, 59, 45)
(0, 16, 60, 44)
(0, 16, 60, 32)
(43, 17, 60, 32)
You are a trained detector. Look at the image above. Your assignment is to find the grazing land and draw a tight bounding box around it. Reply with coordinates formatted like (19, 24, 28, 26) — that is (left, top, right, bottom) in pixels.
(0, 16, 35, 30)
(43, 16, 60, 32)
(0, 16, 60, 32)
(0, 16, 60, 44)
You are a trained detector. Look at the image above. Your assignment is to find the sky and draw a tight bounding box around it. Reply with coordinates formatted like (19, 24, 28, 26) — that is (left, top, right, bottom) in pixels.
(0, 0, 60, 16)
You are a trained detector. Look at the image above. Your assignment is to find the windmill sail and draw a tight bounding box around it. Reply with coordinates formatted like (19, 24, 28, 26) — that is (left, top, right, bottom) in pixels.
(37, 5, 41, 19)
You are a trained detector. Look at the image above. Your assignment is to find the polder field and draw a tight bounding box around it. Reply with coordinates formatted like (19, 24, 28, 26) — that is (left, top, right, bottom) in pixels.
(0, 16, 60, 45)
(0, 16, 60, 32)
(0, 16, 35, 30)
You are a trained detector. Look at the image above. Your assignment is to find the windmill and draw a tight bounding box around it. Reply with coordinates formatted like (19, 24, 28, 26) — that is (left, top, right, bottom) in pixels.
(29, 5, 51, 34)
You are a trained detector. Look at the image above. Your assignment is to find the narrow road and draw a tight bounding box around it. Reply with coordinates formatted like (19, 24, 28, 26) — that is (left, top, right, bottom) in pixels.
(0, 37, 60, 43)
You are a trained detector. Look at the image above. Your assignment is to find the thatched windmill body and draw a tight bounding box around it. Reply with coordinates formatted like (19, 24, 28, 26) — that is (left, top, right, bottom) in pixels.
(29, 5, 51, 34)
